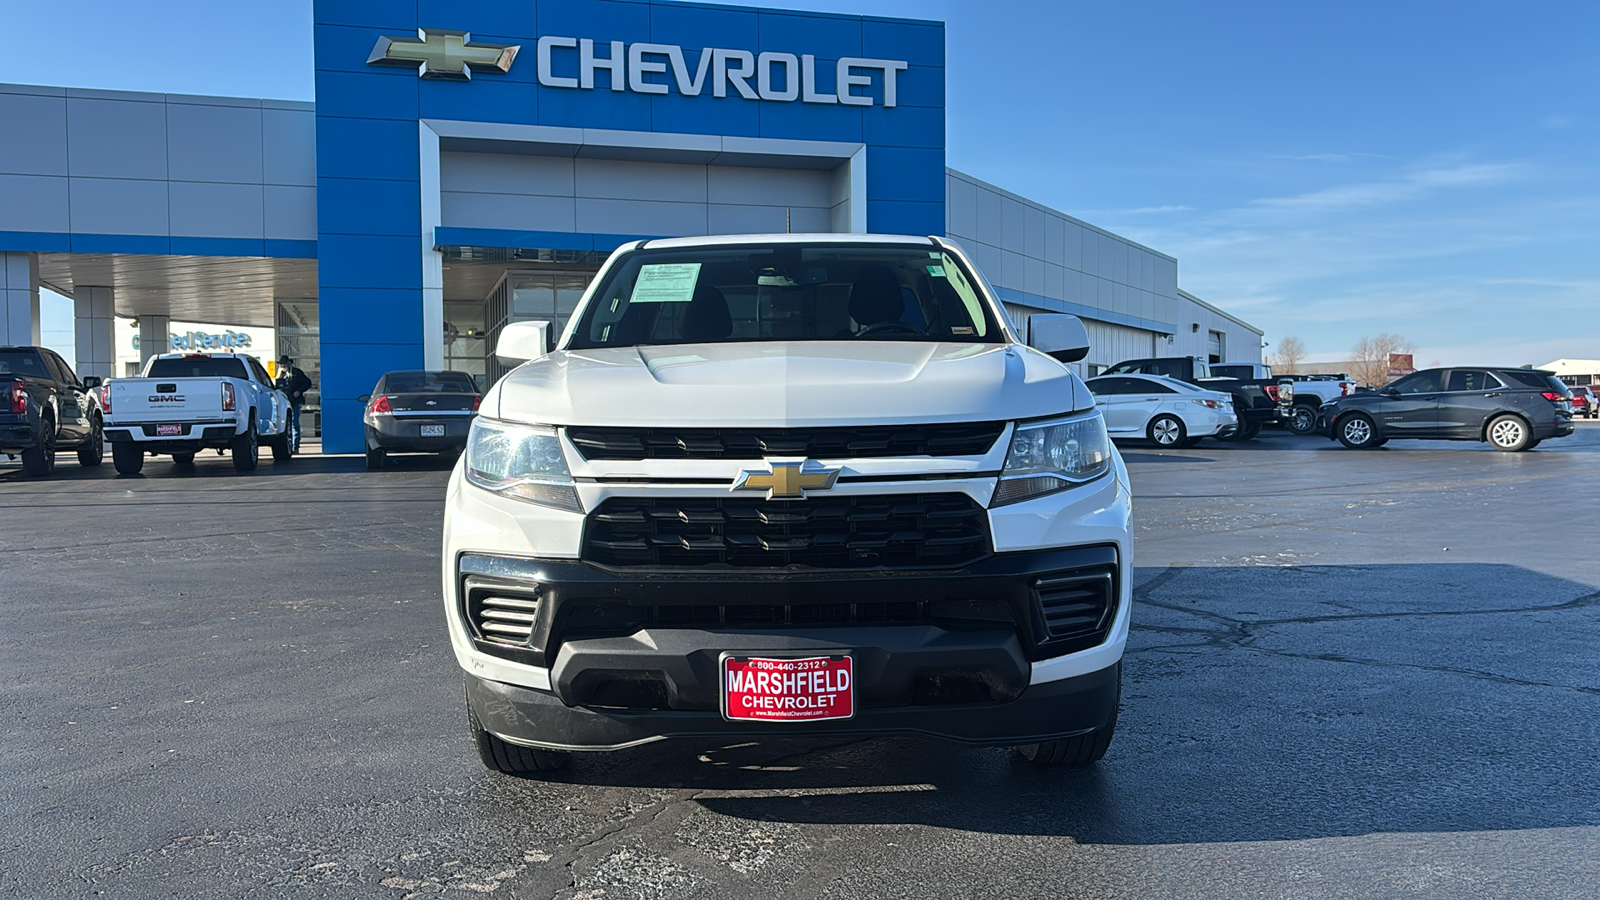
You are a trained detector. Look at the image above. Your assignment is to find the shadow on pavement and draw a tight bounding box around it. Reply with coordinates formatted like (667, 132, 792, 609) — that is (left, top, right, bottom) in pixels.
(504, 562, 1600, 845)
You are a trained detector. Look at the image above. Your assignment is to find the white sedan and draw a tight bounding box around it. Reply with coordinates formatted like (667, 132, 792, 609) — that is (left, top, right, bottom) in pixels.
(1084, 374, 1237, 447)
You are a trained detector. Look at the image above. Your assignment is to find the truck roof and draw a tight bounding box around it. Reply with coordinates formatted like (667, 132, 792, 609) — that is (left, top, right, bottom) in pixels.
(636, 233, 939, 251)
(148, 352, 257, 360)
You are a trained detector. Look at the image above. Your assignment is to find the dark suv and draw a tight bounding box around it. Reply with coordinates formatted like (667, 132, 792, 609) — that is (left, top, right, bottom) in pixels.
(1319, 367, 1575, 451)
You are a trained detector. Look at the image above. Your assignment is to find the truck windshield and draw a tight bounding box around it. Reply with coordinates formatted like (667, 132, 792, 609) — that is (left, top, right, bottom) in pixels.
(0, 349, 47, 377)
(568, 242, 1004, 349)
(146, 357, 250, 379)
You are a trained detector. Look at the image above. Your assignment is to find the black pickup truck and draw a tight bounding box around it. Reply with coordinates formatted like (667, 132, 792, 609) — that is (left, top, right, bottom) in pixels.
(1100, 356, 1278, 441)
(1, 346, 105, 476)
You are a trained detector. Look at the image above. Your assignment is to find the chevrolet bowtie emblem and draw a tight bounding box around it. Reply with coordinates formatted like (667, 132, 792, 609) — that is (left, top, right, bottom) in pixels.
(367, 29, 520, 80)
(731, 461, 840, 500)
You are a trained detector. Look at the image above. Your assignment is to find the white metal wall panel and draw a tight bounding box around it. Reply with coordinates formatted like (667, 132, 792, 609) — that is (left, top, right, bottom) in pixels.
(439, 151, 836, 238)
(0, 85, 317, 243)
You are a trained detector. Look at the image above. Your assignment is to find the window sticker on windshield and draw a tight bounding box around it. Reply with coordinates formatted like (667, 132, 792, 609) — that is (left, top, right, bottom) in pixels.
(926, 265, 947, 277)
(951, 326, 974, 334)
(629, 263, 702, 303)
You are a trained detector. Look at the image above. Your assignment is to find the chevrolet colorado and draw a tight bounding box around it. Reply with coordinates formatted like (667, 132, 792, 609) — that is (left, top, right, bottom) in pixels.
(443, 234, 1132, 775)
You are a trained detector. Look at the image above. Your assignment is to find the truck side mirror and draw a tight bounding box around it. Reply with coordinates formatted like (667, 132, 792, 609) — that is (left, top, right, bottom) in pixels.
(496, 321, 552, 364)
(1026, 314, 1090, 363)
(82, 376, 103, 389)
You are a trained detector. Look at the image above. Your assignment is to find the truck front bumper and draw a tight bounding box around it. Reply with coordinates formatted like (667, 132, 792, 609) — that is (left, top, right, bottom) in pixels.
(468, 660, 1120, 752)
(451, 543, 1128, 752)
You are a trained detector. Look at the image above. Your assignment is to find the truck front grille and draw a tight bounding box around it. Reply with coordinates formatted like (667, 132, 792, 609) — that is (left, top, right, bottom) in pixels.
(566, 423, 1005, 461)
(582, 493, 992, 569)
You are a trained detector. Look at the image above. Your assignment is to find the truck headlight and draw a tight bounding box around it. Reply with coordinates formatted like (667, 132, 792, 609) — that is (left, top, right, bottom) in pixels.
(993, 412, 1112, 506)
(464, 419, 582, 513)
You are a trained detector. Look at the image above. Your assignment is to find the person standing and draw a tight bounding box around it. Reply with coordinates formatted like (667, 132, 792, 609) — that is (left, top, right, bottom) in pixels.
(276, 355, 313, 453)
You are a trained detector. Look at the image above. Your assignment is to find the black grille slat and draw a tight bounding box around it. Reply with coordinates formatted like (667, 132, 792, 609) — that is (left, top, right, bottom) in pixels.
(582, 493, 991, 569)
(1035, 571, 1115, 644)
(568, 423, 1006, 461)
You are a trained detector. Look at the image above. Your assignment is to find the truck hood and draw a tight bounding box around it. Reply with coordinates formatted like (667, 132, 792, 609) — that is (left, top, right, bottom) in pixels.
(486, 341, 1086, 428)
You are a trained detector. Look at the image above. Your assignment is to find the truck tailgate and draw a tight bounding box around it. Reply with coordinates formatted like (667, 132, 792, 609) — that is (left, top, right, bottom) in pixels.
(107, 378, 229, 422)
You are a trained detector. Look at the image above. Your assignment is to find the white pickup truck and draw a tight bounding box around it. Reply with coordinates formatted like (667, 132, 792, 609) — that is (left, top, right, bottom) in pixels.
(102, 352, 291, 474)
(443, 233, 1132, 776)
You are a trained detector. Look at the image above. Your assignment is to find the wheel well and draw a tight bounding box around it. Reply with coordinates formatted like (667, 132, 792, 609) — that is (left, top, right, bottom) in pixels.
(1294, 398, 1322, 410)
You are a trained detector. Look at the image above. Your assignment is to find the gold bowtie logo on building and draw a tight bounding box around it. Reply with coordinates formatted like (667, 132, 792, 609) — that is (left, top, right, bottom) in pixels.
(367, 29, 520, 80)
(731, 461, 840, 500)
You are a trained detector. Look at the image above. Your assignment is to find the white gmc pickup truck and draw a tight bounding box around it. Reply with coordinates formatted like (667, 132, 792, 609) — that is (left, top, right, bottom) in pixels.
(442, 233, 1133, 776)
(103, 352, 291, 475)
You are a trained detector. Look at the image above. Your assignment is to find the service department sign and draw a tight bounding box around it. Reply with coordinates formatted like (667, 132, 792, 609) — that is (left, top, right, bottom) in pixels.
(369, 28, 910, 107)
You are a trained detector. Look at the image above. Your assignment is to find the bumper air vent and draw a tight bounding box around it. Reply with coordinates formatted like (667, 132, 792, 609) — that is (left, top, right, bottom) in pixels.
(566, 422, 1006, 461)
(581, 493, 992, 570)
(1033, 568, 1117, 654)
(463, 576, 541, 647)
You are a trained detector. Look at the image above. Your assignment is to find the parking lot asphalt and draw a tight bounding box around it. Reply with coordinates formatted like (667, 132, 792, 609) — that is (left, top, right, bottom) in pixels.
(4, 423, 1599, 899)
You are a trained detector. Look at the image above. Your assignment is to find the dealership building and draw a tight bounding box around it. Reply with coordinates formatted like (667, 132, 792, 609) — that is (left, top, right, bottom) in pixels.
(0, 0, 1262, 454)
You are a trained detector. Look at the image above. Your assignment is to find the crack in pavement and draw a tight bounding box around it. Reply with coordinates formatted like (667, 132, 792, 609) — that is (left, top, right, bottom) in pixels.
(1130, 565, 1600, 696)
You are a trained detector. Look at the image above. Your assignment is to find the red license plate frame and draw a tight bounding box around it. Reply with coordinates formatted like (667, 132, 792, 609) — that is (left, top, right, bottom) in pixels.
(156, 424, 182, 436)
(721, 655, 854, 723)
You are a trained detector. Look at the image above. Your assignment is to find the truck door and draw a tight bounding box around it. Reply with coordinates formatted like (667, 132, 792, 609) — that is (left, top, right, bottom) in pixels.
(41, 350, 89, 442)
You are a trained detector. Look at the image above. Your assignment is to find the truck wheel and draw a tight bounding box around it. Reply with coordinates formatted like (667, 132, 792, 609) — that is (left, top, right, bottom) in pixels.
(231, 419, 259, 472)
(20, 416, 56, 476)
(1147, 414, 1186, 447)
(1018, 663, 1120, 766)
(112, 442, 144, 475)
(467, 689, 568, 775)
(365, 448, 387, 470)
(1336, 413, 1381, 449)
(1287, 404, 1319, 435)
(77, 416, 105, 467)
(1486, 414, 1531, 452)
(1213, 400, 1256, 442)
(172, 452, 196, 466)
(269, 432, 293, 462)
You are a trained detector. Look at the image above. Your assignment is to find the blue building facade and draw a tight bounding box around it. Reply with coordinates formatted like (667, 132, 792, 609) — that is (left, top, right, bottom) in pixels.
(311, 0, 946, 451)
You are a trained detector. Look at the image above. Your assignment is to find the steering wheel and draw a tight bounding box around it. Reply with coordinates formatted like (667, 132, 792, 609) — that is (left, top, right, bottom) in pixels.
(857, 321, 925, 337)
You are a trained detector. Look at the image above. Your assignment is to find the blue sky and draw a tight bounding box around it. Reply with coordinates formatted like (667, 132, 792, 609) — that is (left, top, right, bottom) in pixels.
(4, 0, 1596, 366)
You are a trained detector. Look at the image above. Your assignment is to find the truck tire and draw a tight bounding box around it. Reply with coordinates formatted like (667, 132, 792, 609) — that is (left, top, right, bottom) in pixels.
(231, 418, 259, 472)
(467, 689, 568, 776)
(77, 416, 105, 467)
(1213, 399, 1257, 442)
(20, 415, 56, 476)
(1486, 414, 1532, 452)
(112, 441, 144, 475)
(1147, 414, 1186, 447)
(1287, 403, 1319, 435)
(268, 432, 293, 462)
(1017, 663, 1120, 766)
(1336, 413, 1381, 449)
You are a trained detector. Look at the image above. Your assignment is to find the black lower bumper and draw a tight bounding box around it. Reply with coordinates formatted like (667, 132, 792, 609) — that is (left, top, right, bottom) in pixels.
(1, 420, 38, 452)
(105, 424, 236, 453)
(467, 661, 1120, 751)
(456, 545, 1123, 751)
(366, 420, 469, 454)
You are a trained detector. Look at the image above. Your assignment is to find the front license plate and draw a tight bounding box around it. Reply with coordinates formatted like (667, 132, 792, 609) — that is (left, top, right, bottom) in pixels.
(156, 424, 182, 436)
(722, 655, 853, 723)
(420, 424, 445, 437)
